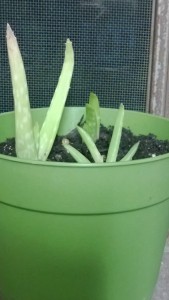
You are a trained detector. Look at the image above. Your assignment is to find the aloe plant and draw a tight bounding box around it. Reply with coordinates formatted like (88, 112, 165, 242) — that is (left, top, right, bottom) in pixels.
(63, 102, 139, 163)
(6, 24, 74, 161)
(6, 25, 139, 164)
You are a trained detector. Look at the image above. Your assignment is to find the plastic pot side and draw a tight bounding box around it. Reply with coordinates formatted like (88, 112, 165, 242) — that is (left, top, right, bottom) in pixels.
(0, 107, 169, 300)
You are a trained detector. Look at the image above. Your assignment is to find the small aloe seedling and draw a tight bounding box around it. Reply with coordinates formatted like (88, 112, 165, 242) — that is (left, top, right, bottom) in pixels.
(6, 24, 74, 161)
(62, 126, 103, 164)
(62, 92, 103, 163)
(63, 100, 139, 164)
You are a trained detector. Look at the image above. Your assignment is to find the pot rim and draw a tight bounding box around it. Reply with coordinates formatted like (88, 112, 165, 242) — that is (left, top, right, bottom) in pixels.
(0, 151, 169, 168)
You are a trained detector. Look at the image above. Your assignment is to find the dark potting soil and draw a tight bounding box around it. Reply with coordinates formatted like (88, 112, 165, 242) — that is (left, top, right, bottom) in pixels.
(1, 125, 169, 162)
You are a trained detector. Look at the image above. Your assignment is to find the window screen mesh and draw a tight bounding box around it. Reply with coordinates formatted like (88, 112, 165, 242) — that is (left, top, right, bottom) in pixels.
(0, 0, 153, 113)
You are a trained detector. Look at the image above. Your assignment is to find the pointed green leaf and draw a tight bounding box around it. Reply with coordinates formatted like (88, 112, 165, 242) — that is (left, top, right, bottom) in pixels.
(77, 126, 103, 163)
(6, 24, 37, 160)
(38, 39, 74, 161)
(106, 104, 124, 163)
(83, 92, 100, 141)
(62, 140, 91, 163)
(120, 141, 140, 162)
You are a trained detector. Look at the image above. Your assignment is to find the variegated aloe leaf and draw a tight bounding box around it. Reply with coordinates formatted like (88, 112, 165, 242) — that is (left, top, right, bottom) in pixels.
(38, 39, 74, 161)
(6, 24, 37, 160)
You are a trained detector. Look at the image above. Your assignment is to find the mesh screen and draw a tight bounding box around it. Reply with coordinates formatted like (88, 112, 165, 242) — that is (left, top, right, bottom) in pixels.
(0, 0, 153, 113)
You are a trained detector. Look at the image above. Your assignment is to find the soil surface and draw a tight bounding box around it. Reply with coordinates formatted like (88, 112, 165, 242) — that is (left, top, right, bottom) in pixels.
(1, 125, 169, 162)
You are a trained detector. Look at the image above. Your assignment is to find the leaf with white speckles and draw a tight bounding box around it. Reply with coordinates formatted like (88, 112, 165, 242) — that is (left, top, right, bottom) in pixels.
(6, 24, 37, 160)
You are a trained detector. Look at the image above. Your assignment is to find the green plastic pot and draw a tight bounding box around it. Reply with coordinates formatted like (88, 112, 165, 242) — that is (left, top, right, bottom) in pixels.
(0, 107, 169, 300)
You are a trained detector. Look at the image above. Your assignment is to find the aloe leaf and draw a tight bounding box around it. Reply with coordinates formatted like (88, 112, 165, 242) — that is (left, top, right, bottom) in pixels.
(62, 139, 91, 163)
(120, 141, 140, 162)
(83, 92, 100, 141)
(6, 24, 37, 160)
(38, 39, 74, 161)
(77, 126, 103, 163)
(106, 104, 124, 163)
